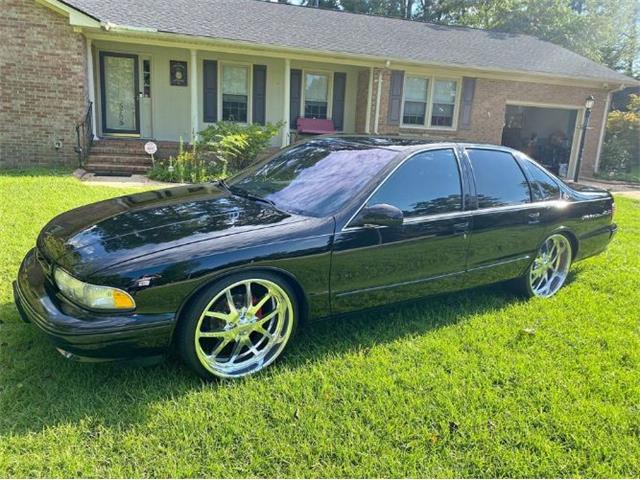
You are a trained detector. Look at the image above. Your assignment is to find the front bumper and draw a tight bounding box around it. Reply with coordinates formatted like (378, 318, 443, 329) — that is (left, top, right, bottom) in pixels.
(13, 248, 175, 362)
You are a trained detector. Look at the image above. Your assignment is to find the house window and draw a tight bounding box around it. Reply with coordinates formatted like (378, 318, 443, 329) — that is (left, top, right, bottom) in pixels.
(431, 79, 457, 127)
(401, 75, 459, 129)
(222, 65, 249, 122)
(304, 73, 329, 119)
(403, 76, 429, 125)
(142, 59, 151, 97)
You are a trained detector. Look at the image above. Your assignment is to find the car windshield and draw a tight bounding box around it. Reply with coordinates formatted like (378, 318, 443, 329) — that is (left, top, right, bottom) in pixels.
(228, 140, 398, 216)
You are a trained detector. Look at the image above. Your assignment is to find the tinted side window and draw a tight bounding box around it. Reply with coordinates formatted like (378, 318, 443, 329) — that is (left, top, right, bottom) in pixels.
(467, 149, 531, 208)
(368, 149, 462, 217)
(523, 160, 561, 201)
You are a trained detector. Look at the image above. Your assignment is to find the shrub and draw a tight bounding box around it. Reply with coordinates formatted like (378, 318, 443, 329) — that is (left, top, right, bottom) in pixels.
(598, 94, 640, 181)
(198, 121, 282, 170)
(148, 138, 225, 184)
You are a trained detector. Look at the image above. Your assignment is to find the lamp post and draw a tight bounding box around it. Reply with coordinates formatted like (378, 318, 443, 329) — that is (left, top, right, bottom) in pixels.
(572, 95, 596, 182)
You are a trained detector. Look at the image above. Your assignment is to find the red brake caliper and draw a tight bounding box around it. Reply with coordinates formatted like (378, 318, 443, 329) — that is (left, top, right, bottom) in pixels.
(253, 296, 263, 319)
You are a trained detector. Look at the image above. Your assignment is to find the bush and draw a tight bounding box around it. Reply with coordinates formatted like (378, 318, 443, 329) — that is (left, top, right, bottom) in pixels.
(148, 122, 282, 184)
(198, 121, 282, 170)
(148, 138, 226, 184)
(598, 94, 640, 181)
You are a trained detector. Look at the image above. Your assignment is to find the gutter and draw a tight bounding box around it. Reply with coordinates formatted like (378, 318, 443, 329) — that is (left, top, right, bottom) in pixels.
(101, 22, 158, 34)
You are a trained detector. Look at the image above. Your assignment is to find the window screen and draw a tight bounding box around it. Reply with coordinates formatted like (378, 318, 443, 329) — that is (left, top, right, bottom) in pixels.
(222, 65, 249, 122)
(403, 76, 429, 125)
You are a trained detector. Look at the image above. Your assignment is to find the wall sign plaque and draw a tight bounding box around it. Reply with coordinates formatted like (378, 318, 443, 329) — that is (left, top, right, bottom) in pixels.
(170, 60, 188, 86)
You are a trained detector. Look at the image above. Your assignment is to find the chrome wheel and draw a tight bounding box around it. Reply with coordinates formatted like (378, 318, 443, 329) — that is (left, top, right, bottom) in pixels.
(194, 279, 294, 378)
(529, 234, 572, 298)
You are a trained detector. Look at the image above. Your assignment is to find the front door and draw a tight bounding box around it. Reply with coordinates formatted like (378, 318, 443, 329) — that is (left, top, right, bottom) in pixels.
(330, 148, 471, 315)
(100, 52, 140, 135)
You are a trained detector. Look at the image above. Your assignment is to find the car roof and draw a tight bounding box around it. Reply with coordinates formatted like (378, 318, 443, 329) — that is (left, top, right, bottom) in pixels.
(315, 134, 514, 153)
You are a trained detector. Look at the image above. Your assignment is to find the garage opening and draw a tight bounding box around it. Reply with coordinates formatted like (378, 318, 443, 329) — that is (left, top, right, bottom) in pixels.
(501, 105, 579, 178)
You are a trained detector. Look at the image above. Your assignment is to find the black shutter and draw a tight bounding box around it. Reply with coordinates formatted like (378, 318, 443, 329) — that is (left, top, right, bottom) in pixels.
(459, 77, 476, 130)
(387, 70, 404, 125)
(290, 69, 302, 128)
(332, 72, 347, 131)
(252, 65, 267, 125)
(203, 60, 218, 123)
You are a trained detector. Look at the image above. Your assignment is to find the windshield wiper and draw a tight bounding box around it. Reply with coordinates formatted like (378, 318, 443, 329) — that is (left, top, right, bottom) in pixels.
(218, 181, 277, 207)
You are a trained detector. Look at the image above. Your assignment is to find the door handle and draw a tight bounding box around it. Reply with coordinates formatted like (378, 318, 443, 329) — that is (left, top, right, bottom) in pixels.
(453, 221, 470, 234)
(528, 212, 541, 224)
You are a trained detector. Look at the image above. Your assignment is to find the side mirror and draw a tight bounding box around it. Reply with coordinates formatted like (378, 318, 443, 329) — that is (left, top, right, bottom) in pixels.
(353, 203, 403, 228)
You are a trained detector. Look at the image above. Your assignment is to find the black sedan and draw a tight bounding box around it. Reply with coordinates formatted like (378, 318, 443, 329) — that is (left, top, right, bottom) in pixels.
(14, 137, 617, 379)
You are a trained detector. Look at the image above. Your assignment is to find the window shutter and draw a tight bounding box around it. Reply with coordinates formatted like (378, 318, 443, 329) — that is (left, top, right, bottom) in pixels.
(387, 70, 404, 125)
(203, 60, 218, 123)
(290, 69, 302, 128)
(252, 65, 267, 125)
(459, 77, 476, 130)
(332, 72, 347, 131)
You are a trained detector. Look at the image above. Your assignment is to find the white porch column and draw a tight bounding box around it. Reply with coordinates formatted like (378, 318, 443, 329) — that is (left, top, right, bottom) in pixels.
(282, 58, 291, 148)
(190, 49, 199, 142)
(373, 68, 383, 134)
(365, 66, 374, 134)
(85, 37, 98, 139)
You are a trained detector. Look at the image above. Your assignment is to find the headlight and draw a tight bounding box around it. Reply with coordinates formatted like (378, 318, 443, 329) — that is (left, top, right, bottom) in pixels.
(54, 268, 135, 310)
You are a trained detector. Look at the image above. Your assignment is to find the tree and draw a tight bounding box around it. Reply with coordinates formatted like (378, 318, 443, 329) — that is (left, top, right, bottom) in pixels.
(273, 0, 639, 77)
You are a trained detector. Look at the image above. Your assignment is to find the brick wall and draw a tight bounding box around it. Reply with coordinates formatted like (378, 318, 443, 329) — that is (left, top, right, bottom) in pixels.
(370, 68, 609, 177)
(0, 0, 87, 167)
(354, 69, 370, 133)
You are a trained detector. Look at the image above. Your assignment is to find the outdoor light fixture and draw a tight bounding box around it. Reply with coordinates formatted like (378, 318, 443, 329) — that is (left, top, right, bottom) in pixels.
(572, 95, 596, 182)
(584, 95, 595, 110)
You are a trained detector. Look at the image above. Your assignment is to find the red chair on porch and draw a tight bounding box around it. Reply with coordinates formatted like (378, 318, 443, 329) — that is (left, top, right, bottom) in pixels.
(296, 117, 337, 135)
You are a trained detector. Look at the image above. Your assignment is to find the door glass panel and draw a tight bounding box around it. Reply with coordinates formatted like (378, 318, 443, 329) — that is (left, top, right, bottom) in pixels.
(467, 149, 531, 208)
(103, 55, 137, 131)
(368, 149, 462, 217)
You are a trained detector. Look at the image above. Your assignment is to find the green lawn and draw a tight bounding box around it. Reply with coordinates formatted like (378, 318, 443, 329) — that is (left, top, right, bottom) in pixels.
(1, 169, 639, 478)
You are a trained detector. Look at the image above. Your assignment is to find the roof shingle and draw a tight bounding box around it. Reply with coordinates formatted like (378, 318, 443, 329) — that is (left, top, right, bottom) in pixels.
(63, 0, 636, 85)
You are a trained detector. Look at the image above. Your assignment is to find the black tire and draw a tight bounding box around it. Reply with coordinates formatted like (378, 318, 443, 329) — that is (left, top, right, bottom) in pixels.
(512, 233, 573, 299)
(175, 270, 299, 380)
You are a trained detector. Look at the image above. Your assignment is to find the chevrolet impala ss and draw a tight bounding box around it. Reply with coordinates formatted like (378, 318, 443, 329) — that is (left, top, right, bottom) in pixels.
(14, 137, 617, 379)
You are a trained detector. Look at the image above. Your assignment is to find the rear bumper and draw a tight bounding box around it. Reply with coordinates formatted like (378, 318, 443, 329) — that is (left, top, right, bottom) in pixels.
(13, 248, 175, 362)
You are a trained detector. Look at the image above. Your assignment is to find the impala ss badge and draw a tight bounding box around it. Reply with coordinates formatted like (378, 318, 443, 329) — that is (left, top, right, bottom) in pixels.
(581, 210, 612, 221)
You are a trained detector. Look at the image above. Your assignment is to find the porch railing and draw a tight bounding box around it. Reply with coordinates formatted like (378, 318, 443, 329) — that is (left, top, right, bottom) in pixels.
(75, 102, 94, 168)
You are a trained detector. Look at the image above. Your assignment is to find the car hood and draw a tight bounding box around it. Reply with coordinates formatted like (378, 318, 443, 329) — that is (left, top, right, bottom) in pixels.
(37, 184, 305, 277)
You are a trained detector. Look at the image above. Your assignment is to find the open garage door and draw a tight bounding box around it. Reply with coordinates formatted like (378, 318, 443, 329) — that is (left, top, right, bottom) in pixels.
(501, 104, 580, 179)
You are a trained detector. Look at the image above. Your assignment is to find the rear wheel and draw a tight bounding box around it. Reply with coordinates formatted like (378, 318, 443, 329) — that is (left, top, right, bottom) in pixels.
(176, 272, 298, 379)
(516, 233, 573, 298)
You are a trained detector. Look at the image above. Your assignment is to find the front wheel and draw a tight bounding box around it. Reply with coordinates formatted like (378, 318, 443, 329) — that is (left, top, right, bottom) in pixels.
(516, 233, 573, 298)
(176, 272, 298, 379)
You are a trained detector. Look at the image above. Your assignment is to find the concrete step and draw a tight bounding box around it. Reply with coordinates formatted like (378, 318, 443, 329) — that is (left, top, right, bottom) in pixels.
(91, 140, 180, 158)
(87, 154, 153, 166)
(85, 162, 151, 175)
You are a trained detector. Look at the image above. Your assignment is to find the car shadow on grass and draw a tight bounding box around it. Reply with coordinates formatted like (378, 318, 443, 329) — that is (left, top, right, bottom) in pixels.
(0, 281, 532, 436)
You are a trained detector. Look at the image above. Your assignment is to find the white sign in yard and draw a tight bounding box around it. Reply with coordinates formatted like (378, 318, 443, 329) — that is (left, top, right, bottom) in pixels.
(144, 141, 158, 155)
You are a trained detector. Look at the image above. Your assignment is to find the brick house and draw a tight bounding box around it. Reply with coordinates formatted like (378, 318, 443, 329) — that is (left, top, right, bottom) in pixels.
(1, 0, 638, 177)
